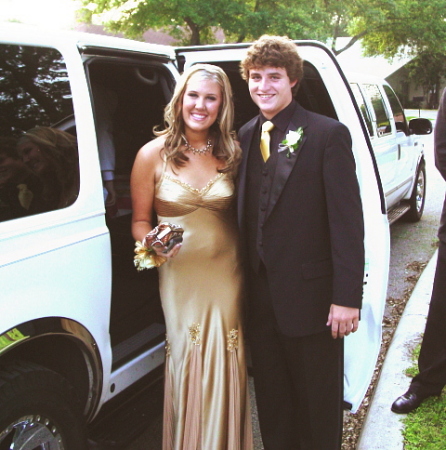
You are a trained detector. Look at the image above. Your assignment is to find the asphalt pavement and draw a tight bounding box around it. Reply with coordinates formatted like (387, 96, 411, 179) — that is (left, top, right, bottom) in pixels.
(357, 249, 438, 449)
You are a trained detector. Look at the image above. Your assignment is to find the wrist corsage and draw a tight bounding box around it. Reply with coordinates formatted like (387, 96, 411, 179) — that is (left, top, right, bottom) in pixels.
(134, 241, 167, 271)
(278, 127, 304, 158)
(134, 222, 184, 271)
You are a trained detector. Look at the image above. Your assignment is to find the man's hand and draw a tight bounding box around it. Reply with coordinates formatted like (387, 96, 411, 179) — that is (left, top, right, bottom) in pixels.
(326, 304, 359, 339)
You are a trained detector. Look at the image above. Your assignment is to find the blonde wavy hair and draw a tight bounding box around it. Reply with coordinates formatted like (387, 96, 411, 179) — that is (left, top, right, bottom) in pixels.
(155, 64, 241, 176)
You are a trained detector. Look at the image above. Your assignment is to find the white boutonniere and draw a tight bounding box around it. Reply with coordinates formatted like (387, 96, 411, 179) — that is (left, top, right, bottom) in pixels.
(278, 127, 304, 158)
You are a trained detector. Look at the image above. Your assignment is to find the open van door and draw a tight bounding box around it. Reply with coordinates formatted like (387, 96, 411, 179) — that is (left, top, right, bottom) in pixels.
(176, 41, 390, 412)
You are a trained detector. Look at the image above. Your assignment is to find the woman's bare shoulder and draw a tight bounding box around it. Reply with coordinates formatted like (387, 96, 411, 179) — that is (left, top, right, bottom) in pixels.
(137, 136, 166, 162)
(132, 136, 166, 184)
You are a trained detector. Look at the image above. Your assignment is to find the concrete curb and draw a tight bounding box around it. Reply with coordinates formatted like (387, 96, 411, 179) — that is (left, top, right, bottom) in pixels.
(357, 250, 438, 449)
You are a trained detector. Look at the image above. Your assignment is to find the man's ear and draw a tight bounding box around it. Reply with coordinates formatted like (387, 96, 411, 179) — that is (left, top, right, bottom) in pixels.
(290, 79, 298, 88)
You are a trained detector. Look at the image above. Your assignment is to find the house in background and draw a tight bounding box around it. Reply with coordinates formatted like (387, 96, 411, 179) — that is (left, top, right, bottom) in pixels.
(74, 23, 226, 47)
(335, 37, 444, 109)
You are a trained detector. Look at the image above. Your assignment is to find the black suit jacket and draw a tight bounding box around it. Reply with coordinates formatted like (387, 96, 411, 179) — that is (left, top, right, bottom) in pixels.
(238, 103, 365, 337)
(434, 88, 446, 243)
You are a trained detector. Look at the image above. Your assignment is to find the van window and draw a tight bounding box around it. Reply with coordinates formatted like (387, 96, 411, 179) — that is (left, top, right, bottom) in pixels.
(0, 44, 79, 222)
(383, 85, 409, 135)
(363, 84, 392, 137)
(350, 83, 374, 137)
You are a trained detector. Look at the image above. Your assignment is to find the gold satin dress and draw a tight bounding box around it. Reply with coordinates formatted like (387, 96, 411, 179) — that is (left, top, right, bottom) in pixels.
(154, 168, 253, 450)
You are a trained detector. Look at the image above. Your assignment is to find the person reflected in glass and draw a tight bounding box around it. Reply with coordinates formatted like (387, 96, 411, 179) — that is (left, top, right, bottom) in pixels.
(17, 127, 79, 212)
(0, 136, 40, 221)
(130, 64, 253, 449)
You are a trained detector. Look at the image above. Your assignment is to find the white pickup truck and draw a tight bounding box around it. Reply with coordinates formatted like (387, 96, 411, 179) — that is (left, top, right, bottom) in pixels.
(0, 25, 432, 448)
(347, 72, 431, 224)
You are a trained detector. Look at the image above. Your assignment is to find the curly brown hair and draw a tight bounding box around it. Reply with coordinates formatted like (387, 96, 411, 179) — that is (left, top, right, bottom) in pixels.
(240, 35, 304, 95)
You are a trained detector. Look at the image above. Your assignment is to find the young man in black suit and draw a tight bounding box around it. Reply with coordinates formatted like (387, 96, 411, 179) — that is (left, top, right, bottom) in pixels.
(392, 88, 446, 414)
(237, 35, 365, 449)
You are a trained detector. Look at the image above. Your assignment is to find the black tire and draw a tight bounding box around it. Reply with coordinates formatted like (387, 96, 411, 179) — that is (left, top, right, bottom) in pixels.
(0, 360, 87, 450)
(404, 162, 426, 222)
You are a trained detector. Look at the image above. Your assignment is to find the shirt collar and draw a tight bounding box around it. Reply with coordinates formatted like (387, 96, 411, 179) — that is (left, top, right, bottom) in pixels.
(260, 100, 297, 134)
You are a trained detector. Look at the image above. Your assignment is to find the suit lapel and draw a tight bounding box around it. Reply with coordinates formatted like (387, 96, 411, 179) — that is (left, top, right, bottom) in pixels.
(265, 105, 308, 220)
(237, 117, 260, 230)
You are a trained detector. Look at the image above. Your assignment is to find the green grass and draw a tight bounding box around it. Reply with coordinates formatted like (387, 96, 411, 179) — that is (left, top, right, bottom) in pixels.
(402, 396, 446, 449)
(404, 342, 421, 378)
(401, 341, 446, 449)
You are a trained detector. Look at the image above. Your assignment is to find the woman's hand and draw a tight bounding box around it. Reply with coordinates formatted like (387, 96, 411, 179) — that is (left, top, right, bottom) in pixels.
(151, 241, 182, 259)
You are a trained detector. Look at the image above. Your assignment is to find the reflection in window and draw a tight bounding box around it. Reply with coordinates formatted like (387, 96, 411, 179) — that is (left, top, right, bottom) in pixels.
(0, 44, 78, 222)
(17, 127, 79, 211)
(0, 136, 40, 221)
(383, 85, 408, 135)
(351, 83, 374, 137)
(364, 84, 391, 137)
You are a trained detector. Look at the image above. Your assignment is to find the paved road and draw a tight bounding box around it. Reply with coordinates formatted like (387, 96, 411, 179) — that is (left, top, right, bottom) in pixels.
(387, 110, 445, 304)
(124, 110, 445, 450)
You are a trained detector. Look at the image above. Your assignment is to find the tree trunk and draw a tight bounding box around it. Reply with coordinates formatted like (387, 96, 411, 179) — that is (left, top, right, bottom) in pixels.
(185, 17, 201, 45)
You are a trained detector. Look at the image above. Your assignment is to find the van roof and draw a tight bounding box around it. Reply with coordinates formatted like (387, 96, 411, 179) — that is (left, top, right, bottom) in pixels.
(345, 71, 390, 86)
(0, 22, 177, 60)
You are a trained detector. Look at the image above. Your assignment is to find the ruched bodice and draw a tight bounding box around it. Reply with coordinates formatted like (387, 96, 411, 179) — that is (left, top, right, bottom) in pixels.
(155, 172, 233, 215)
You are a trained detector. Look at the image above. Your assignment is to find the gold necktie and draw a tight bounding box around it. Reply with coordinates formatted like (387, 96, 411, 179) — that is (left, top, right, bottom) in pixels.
(260, 121, 274, 162)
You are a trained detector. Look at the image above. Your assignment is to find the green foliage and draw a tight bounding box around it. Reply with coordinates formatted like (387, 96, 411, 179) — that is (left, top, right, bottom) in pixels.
(78, 0, 229, 44)
(405, 52, 446, 109)
(401, 338, 446, 449)
(402, 394, 446, 449)
(77, 0, 446, 102)
(222, 0, 336, 43)
(349, 0, 446, 58)
(78, 0, 345, 45)
(404, 341, 421, 378)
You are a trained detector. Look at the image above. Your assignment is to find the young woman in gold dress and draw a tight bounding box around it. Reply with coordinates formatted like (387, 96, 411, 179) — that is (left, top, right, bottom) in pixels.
(131, 64, 253, 450)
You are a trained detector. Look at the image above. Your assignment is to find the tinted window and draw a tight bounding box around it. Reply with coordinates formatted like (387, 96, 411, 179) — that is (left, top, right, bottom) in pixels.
(0, 44, 79, 222)
(350, 83, 374, 137)
(363, 84, 392, 137)
(383, 85, 408, 135)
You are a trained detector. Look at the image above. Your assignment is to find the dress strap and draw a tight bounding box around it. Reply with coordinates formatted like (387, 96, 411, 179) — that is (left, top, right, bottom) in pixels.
(155, 154, 169, 191)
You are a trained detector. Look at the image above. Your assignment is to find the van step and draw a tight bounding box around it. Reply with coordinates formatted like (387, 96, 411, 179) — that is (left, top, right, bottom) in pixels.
(88, 374, 163, 449)
(387, 204, 410, 224)
(112, 323, 165, 368)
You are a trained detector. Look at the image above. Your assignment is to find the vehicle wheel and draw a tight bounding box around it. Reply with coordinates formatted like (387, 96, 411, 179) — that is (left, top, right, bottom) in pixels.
(0, 360, 87, 450)
(404, 162, 426, 222)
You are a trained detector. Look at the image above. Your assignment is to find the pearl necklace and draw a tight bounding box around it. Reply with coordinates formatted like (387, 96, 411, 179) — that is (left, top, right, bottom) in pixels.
(183, 137, 213, 155)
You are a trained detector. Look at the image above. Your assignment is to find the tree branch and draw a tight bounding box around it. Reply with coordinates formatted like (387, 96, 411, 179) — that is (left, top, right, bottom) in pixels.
(333, 30, 368, 56)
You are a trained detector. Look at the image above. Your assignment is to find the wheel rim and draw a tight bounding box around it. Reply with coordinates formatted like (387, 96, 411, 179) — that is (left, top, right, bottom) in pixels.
(0, 415, 65, 450)
(415, 169, 425, 213)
